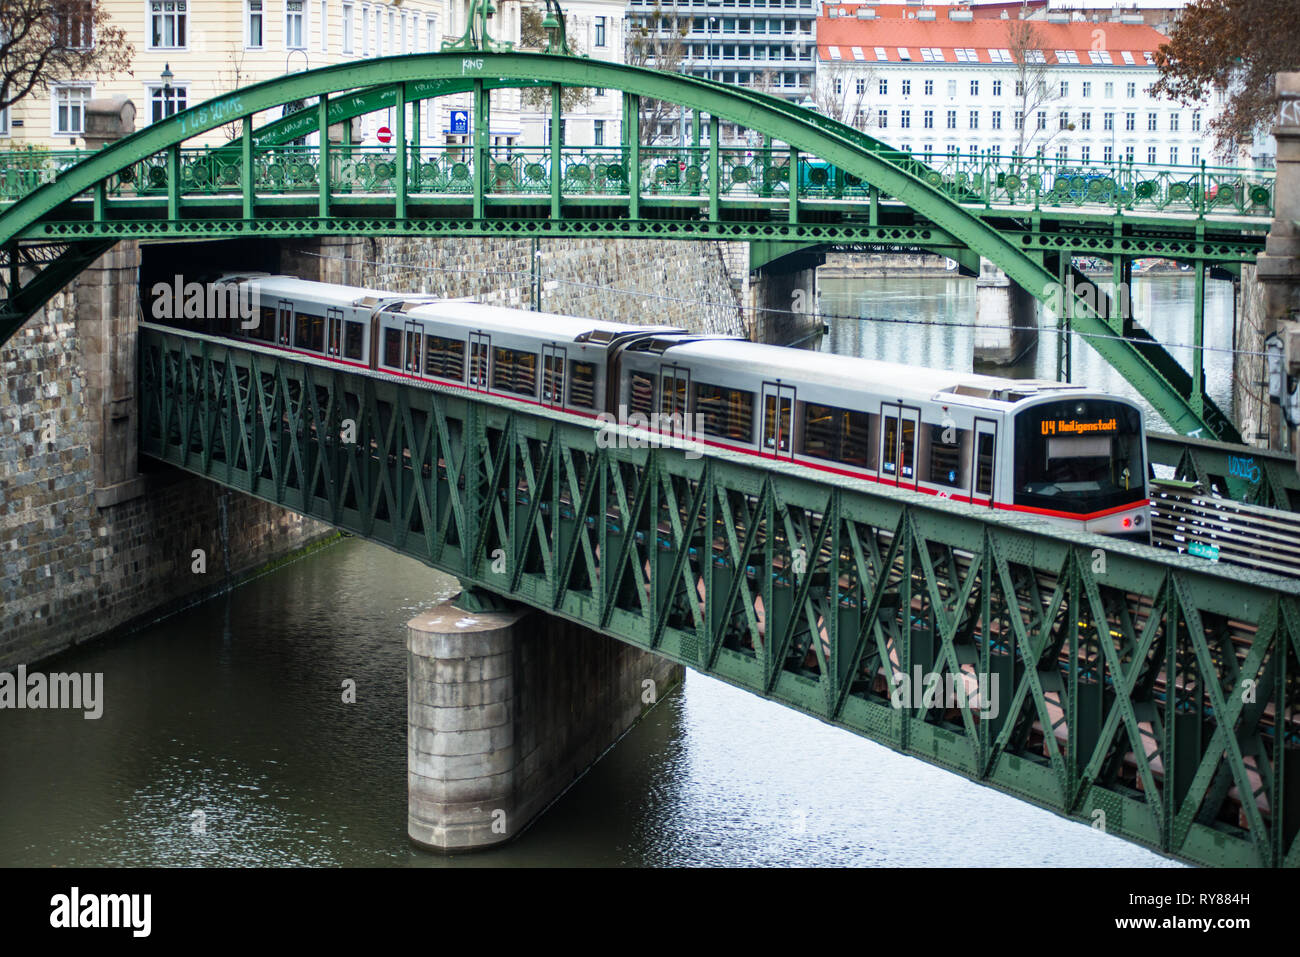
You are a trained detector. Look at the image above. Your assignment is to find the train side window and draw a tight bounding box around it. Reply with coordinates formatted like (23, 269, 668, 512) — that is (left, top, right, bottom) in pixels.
(383, 328, 402, 368)
(492, 346, 538, 396)
(295, 312, 326, 352)
(569, 361, 597, 409)
(424, 335, 466, 380)
(882, 416, 899, 474)
(252, 306, 277, 342)
(801, 403, 875, 467)
(976, 432, 995, 497)
(695, 381, 754, 443)
(926, 424, 965, 489)
(628, 371, 655, 418)
(343, 321, 366, 361)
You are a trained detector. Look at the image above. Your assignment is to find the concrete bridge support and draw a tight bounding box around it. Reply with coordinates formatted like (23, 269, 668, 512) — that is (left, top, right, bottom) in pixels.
(747, 245, 826, 347)
(973, 258, 1038, 367)
(406, 601, 682, 852)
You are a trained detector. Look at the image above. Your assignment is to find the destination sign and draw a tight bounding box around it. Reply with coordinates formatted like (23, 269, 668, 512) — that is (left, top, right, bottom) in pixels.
(1040, 417, 1119, 436)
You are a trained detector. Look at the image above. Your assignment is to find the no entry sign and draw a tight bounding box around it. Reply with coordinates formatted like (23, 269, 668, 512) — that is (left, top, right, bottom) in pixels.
(376, 126, 393, 144)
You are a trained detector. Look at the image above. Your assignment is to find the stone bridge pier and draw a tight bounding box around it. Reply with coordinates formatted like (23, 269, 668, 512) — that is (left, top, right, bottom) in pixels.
(406, 599, 682, 851)
(973, 258, 1039, 367)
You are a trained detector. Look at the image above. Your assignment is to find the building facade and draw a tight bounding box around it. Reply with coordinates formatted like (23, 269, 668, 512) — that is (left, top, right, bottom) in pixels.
(1, 0, 624, 152)
(814, 3, 1238, 169)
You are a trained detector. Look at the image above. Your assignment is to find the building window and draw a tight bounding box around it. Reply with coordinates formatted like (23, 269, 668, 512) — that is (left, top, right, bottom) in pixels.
(1170, 113, 1180, 132)
(1104, 145, 1113, 164)
(923, 109, 933, 129)
(1057, 145, 1068, 160)
(1126, 82, 1136, 98)
(55, 1, 93, 49)
(946, 109, 956, 129)
(53, 85, 91, 135)
(1103, 111, 1114, 131)
(970, 79, 979, 96)
(1080, 145, 1090, 162)
(1148, 146, 1157, 164)
(879, 78, 887, 96)
(1170, 146, 1178, 165)
(362, 4, 369, 53)
(1015, 80, 1025, 97)
(594, 119, 604, 146)
(426, 15, 437, 51)
(900, 109, 910, 129)
(1059, 110, 1069, 130)
(1080, 112, 1091, 131)
(148, 83, 187, 122)
(991, 110, 1001, 130)
(1037, 110, 1046, 130)
(901, 79, 911, 96)
(375, 7, 382, 55)
(0, 108, 9, 136)
(1191, 146, 1201, 165)
(855, 77, 865, 95)
(1147, 112, 1157, 131)
(969, 109, 978, 129)
(1014, 111, 1024, 131)
(1192, 111, 1202, 132)
(1060, 81, 1068, 98)
(149, 0, 187, 48)
(1125, 112, 1136, 131)
(286, 0, 306, 49)
(833, 78, 842, 96)
(246, 0, 263, 47)
(877, 109, 887, 128)
(924, 79, 933, 96)
(1126, 145, 1135, 162)
(992, 79, 1002, 96)
(947, 79, 956, 98)
(1082, 81, 1091, 98)
(388, 9, 395, 52)
(342, 2, 354, 52)
(595, 15, 606, 47)
(321, 0, 329, 51)
(1104, 82, 1114, 98)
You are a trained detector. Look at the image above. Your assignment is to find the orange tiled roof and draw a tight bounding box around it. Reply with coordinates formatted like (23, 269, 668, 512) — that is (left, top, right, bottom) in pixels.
(817, 11, 1168, 65)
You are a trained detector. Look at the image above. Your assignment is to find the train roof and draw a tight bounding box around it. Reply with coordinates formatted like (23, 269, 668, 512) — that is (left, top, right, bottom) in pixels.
(236, 275, 415, 308)
(403, 299, 685, 342)
(660, 338, 1091, 406)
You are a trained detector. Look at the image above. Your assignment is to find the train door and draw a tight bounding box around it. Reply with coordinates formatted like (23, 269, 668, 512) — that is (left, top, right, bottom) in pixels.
(276, 299, 293, 347)
(402, 320, 422, 375)
(880, 403, 920, 489)
(542, 344, 565, 408)
(660, 365, 690, 438)
(468, 332, 491, 391)
(971, 418, 998, 507)
(761, 382, 796, 460)
(326, 308, 345, 359)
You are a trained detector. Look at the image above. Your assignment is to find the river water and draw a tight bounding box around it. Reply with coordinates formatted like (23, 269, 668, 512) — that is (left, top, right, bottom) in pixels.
(1, 273, 1218, 867)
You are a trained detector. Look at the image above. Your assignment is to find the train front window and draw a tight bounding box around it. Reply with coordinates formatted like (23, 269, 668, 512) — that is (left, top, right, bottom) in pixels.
(1014, 400, 1145, 514)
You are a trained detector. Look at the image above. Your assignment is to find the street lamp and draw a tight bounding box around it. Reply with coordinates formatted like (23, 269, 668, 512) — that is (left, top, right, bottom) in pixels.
(159, 63, 173, 120)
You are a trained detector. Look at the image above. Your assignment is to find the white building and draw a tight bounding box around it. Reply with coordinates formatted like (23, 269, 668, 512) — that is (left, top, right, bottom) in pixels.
(814, 3, 1237, 170)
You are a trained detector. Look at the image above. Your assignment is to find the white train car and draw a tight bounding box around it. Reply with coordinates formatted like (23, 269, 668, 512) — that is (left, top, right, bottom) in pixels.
(191, 274, 1150, 541)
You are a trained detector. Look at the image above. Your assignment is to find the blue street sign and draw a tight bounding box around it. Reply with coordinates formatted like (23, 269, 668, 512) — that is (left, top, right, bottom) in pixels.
(450, 110, 469, 135)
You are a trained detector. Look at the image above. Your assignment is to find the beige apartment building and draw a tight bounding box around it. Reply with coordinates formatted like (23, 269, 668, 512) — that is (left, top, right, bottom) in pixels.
(2, 0, 626, 151)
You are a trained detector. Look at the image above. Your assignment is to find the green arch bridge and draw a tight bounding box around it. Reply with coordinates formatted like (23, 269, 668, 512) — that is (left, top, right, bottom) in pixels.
(0, 46, 1275, 442)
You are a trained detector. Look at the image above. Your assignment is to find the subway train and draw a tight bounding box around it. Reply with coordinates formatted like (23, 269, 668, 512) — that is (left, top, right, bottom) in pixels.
(149, 273, 1152, 541)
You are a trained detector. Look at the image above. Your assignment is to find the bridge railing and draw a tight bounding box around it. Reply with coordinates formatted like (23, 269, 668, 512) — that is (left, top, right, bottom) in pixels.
(0, 142, 1274, 217)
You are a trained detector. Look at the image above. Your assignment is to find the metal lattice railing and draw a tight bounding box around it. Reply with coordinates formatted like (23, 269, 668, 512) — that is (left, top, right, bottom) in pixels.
(0, 143, 1274, 217)
(139, 325, 1300, 868)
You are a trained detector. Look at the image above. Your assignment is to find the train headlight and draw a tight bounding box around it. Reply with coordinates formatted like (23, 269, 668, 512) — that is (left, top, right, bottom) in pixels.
(1133, 513, 1144, 528)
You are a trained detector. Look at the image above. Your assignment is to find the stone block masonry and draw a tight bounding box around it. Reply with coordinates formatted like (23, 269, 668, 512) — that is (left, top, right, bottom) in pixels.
(293, 236, 751, 338)
(407, 601, 683, 851)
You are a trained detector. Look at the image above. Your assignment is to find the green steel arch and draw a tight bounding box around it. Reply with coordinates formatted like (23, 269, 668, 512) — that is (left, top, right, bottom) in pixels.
(0, 52, 1235, 439)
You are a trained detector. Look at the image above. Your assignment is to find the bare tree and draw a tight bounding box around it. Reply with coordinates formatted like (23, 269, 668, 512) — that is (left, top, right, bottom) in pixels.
(812, 60, 879, 130)
(517, 3, 591, 114)
(1006, 17, 1069, 161)
(625, 1, 689, 146)
(0, 0, 132, 113)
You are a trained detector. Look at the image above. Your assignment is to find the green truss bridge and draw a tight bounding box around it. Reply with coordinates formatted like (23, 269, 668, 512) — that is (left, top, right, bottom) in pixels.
(0, 48, 1275, 443)
(139, 322, 1300, 868)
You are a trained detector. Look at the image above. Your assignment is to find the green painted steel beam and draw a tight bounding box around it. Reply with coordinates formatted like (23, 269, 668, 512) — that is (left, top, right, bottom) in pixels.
(138, 325, 1300, 868)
